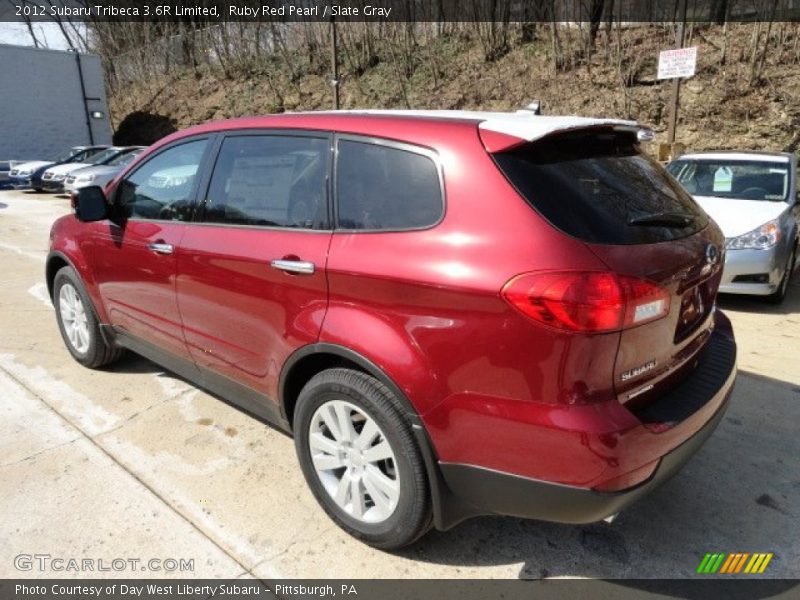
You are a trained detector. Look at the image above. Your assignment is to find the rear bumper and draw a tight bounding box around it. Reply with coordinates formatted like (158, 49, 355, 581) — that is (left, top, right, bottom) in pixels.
(439, 384, 731, 525)
(430, 313, 737, 529)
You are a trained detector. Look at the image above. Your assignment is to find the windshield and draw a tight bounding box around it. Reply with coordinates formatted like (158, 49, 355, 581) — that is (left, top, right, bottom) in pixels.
(88, 148, 122, 165)
(666, 159, 790, 202)
(67, 148, 104, 163)
(54, 149, 81, 161)
(109, 149, 143, 166)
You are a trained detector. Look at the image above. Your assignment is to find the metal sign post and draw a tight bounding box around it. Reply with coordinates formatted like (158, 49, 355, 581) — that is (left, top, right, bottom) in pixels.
(660, 0, 691, 145)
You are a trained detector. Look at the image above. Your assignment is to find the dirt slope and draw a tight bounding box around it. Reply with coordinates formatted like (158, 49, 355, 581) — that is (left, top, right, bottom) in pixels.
(108, 24, 800, 154)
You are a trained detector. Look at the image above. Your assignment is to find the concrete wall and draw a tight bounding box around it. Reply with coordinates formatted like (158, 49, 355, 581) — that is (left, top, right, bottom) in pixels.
(0, 44, 113, 160)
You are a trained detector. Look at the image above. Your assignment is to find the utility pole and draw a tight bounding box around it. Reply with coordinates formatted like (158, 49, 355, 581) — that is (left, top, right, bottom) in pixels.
(666, 0, 688, 144)
(330, 17, 340, 110)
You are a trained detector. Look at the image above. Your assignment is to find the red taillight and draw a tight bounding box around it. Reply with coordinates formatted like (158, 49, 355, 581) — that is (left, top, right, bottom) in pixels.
(502, 271, 670, 333)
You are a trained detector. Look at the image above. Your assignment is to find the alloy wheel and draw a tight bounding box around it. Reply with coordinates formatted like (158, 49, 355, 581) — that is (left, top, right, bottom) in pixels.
(58, 282, 90, 354)
(308, 399, 400, 524)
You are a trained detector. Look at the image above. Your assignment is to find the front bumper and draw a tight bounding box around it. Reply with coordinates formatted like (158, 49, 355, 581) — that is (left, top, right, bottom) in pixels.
(41, 178, 66, 192)
(719, 247, 782, 296)
(8, 175, 32, 189)
(63, 179, 89, 194)
(430, 315, 737, 529)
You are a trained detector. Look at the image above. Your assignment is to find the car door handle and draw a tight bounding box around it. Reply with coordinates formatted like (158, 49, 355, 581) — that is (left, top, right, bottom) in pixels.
(148, 242, 174, 255)
(270, 259, 315, 275)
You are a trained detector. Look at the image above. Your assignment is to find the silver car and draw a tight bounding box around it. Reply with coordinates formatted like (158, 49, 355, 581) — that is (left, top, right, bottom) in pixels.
(667, 151, 799, 303)
(63, 147, 146, 194)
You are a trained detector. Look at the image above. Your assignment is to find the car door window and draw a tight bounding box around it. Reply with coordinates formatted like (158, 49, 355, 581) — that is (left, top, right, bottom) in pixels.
(203, 135, 329, 229)
(336, 139, 443, 231)
(117, 139, 208, 221)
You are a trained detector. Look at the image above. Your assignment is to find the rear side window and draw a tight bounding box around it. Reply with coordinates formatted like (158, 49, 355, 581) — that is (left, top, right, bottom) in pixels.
(336, 140, 442, 231)
(493, 131, 709, 244)
(204, 135, 329, 229)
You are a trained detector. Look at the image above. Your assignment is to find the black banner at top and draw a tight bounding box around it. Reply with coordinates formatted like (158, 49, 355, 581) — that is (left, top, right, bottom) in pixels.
(2, 0, 800, 23)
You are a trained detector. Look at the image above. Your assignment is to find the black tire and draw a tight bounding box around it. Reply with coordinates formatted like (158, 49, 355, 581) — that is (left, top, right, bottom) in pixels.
(32, 187, 43, 193)
(766, 249, 795, 305)
(53, 266, 123, 368)
(294, 368, 432, 549)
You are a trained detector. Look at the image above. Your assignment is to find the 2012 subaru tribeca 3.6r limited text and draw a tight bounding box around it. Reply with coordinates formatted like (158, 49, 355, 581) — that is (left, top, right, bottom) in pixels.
(48, 110, 737, 549)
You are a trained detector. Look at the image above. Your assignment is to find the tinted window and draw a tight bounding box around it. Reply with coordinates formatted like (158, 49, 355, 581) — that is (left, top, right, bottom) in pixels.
(493, 131, 708, 245)
(204, 135, 328, 229)
(666, 159, 790, 202)
(117, 139, 207, 221)
(336, 140, 442, 230)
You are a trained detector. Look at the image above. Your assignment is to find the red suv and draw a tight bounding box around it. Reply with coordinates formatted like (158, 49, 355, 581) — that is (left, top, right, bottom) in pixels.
(48, 111, 736, 549)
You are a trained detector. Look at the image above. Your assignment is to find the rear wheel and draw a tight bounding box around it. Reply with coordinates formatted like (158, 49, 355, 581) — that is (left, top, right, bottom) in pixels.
(53, 266, 123, 368)
(294, 368, 432, 549)
(767, 248, 796, 304)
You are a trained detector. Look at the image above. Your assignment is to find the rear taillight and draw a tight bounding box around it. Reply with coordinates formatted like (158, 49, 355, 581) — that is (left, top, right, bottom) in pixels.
(502, 271, 670, 333)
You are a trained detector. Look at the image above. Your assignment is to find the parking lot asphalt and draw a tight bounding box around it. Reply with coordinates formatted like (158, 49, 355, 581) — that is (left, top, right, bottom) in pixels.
(0, 188, 798, 580)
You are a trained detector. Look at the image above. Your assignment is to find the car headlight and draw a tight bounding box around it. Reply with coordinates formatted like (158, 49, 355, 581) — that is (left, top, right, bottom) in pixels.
(726, 219, 781, 250)
(53, 174, 66, 181)
(18, 169, 32, 176)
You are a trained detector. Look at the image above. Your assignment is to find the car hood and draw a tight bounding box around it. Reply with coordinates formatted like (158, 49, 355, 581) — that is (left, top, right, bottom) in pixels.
(693, 195, 788, 238)
(47, 162, 92, 175)
(15, 160, 53, 172)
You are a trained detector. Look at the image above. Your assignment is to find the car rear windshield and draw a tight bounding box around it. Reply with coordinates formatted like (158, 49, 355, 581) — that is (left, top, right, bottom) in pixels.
(666, 159, 790, 202)
(492, 130, 709, 245)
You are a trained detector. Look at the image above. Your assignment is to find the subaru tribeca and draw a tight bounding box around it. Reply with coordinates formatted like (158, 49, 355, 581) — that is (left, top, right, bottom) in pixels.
(48, 111, 736, 549)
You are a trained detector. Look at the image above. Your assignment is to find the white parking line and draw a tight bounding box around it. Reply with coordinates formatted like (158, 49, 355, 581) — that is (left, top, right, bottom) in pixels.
(27, 282, 53, 309)
(0, 351, 280, 575)
(0, 353, 120, 436)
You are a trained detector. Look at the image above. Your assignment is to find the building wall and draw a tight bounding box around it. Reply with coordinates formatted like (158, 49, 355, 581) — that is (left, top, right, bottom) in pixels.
(0, 44, 113, 160)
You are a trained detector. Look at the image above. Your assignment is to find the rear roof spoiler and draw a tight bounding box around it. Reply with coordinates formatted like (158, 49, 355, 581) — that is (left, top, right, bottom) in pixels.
(478, 116, 641, 153)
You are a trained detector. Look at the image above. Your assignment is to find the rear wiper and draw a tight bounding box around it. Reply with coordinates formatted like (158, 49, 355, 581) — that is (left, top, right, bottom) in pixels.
(627, 212, 695, 227)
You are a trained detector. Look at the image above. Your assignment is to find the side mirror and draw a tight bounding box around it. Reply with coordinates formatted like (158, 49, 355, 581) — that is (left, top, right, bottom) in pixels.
(73, 186, 108, 222)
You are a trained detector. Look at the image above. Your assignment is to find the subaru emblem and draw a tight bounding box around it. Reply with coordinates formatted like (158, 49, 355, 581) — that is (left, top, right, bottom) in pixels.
(706, 244, 719, 264)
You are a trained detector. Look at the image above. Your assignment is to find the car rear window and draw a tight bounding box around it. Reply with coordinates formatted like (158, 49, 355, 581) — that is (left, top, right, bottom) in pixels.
(336, 140, 442, 231)
(492, 131, 709, 245)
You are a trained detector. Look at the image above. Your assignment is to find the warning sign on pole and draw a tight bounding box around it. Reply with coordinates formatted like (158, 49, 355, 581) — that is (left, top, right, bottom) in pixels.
(657, 46, 698, 80)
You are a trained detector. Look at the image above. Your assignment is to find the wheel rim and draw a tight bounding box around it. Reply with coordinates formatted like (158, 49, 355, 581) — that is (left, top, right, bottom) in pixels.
(58, 283, 90, 354)
(309, 400, 400, 524)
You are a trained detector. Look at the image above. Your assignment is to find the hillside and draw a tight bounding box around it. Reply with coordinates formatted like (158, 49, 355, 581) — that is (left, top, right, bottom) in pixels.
(107, 23, 800, 154)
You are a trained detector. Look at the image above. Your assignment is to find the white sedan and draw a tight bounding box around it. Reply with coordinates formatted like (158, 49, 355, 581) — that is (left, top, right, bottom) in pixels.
(667, 151, 799, 303)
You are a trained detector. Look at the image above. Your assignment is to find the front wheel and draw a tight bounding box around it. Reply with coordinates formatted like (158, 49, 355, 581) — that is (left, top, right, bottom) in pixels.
(767, 248, 796, 304)
(53, 266, 123, 368)
(294, 368, 432, 549)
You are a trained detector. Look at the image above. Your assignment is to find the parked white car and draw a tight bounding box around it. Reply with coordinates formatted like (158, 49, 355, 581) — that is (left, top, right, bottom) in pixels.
(64, 147, 146, 194)
(41, 147, 138, 193)
(667, 151, 799, 303)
